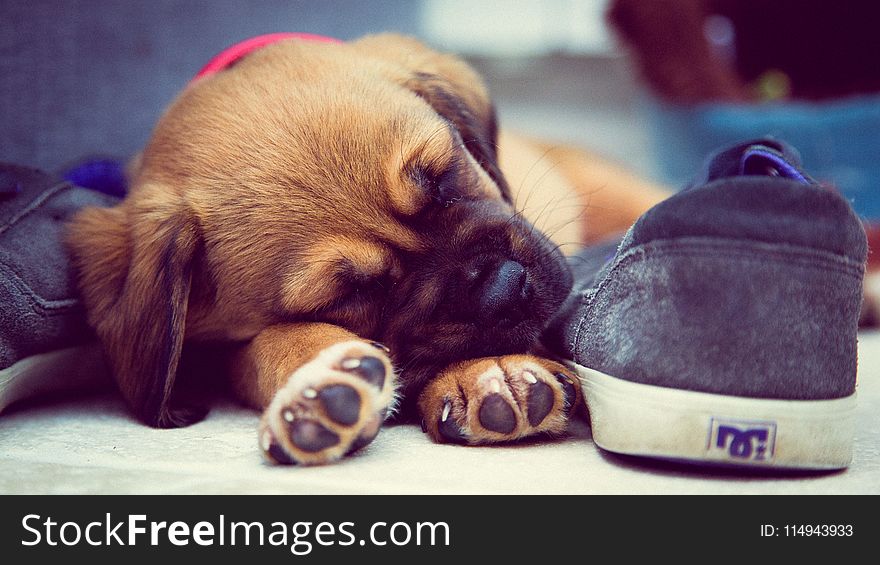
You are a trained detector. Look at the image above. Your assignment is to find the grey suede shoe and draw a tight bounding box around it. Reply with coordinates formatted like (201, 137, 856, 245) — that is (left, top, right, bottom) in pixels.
(0, 164, 116, 412)
(546, 139, 867, 470)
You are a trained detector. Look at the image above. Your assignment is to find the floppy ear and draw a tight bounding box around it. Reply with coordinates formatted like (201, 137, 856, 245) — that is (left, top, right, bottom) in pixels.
(353, 33, 512, 202)
(404, 72, 511, 201)
(66, 191, 205, 428)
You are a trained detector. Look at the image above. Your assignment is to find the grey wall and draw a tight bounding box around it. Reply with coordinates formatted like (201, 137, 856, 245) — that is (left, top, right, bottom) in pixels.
(0, 0, 422, 171)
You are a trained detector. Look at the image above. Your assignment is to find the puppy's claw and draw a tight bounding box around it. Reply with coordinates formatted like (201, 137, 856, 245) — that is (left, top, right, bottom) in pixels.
(555, 372, 578, 415)
(369, 341, 390, 354)
(438, 403, 466, 444)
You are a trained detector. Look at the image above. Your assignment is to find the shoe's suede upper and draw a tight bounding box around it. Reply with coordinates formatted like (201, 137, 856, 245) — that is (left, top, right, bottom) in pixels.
(545, 139, 867, 401)
(631, 176, 867, 261)
(0, 164, 116, 369)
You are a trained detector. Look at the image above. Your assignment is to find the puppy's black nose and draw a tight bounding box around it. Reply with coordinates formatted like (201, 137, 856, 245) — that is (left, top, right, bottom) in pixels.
(478, 260, 529, 321)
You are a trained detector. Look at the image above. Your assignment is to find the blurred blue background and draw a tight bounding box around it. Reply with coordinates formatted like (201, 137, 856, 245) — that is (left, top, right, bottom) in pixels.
(0, 0, 647, 173)
(1, 0, 425, 170)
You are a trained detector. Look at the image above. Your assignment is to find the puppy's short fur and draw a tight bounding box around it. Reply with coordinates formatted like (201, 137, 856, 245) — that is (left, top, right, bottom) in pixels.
(66, 34, 667, 464)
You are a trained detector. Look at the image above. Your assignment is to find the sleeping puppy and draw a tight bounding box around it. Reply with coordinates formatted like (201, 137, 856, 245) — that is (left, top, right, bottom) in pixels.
(66, 33, 667, 465)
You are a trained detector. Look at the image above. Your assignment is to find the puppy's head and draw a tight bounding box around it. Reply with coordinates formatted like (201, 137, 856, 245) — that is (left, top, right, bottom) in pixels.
(67, 34, 572, 425)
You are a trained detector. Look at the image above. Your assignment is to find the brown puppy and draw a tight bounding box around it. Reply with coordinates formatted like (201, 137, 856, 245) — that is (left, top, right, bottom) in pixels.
(66, 33, 667, 465)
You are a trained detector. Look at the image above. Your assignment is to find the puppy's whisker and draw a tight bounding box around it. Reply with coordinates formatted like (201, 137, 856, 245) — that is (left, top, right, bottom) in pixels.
(525, 196, 558, 237)
(512, 147, 561, 211)
(542, 220, 583, 244)
(528, 182, 581, 232)
(502, 208, 528, 232)
(537, 201, 590, 235)
(541, 209, 588, 240)
(535, 240, 581, 264)
(532, 200, 584, 235)
(524, 158, 566, 204)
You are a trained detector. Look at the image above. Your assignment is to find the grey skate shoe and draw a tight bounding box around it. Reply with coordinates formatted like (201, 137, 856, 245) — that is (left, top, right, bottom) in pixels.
(546, 139, 867, 469)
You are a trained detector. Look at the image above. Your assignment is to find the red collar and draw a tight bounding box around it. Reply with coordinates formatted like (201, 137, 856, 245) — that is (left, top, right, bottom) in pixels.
(193, 33, 341, 80)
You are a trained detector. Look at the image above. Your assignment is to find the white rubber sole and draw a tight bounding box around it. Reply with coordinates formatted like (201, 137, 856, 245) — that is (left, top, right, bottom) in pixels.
(571, 363, 856, 470)
(0, 344, 109, 413)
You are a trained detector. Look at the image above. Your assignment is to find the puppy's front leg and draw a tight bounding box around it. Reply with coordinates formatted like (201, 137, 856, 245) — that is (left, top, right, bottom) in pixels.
(229, 323, 396, 465)
(418, 355, 583, 444)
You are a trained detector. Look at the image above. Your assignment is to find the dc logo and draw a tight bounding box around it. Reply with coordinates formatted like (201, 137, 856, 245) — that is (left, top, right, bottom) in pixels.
(707, 419, 777, 462)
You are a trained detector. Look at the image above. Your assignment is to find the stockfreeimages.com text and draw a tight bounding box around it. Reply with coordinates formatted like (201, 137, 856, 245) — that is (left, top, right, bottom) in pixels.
(21, 514, 450, 555)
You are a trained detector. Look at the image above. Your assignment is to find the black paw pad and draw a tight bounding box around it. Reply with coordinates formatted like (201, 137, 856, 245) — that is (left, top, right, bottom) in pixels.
(438, 401, 466, 443)
(527, 380, 554, 426)
(261, 430, 297, 465)
(288, 420, 340, 453)
(342, 356, 386, 389)
(555, 372, 577, 415)
(346, 423, 381, 455)
(439, 419, 466, 443)
(478, 393, 516, 434)
(267, 442, 297, 465)
(318, 384, 361, 426)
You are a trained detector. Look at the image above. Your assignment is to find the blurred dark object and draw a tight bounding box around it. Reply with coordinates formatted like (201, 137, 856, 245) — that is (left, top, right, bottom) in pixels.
(609, 0, 880, 103)
(863, 223, 880, 328)
(608, 0, 880, 221)
(714, 0, 880, 101)
(607, 0, 748, 103)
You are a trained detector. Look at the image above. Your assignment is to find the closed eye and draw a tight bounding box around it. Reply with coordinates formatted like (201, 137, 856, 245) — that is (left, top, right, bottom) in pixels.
(335, 264, 394, 301)
(411, 163, 463, 207)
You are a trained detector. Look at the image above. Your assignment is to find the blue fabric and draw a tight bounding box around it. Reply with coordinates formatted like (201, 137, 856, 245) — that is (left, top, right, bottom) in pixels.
(645, 93, 880, 219)
(61, 159, 129, 198)
(740, 146, 810, 183)
(0, 163, 119, 371)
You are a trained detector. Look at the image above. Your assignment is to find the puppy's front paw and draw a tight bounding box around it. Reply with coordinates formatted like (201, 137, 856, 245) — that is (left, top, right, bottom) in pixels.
(419, 355, 582, 445)
(260, 341, 395, 465)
